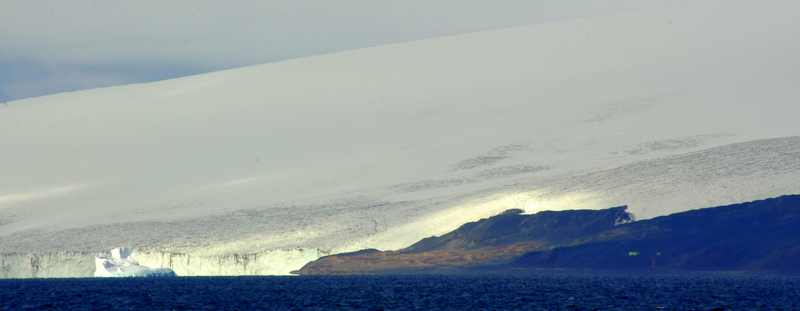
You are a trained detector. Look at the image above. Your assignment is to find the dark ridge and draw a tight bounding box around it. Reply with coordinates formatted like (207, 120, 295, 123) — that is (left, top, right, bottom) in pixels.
(512, 194, 800, 272)
(294, 194, 800, 275)
(400, 206, 631, 254)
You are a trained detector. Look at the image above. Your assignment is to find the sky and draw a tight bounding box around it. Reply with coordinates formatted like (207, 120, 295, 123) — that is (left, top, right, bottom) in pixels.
(0, 0, 703, 103)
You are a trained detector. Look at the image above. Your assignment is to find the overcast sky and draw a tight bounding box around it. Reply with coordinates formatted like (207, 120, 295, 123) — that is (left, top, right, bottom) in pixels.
(0, 0, 703, 102)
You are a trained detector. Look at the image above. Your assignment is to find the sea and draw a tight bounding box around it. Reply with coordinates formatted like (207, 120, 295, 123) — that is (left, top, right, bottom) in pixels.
(2, 274, 799, 310)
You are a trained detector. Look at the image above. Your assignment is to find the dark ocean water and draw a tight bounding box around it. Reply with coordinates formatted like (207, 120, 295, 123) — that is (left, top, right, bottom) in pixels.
(2, 274, 799, 310)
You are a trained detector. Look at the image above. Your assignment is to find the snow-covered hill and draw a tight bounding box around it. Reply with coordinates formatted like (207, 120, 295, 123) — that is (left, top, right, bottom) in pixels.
(2, 0, 800, 276)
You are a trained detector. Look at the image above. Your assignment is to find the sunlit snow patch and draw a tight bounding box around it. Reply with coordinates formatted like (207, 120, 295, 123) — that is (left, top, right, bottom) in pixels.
(95, 247, 176, 277)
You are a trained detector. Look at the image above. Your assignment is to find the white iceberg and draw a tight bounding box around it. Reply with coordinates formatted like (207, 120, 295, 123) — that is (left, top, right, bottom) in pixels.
(95, 247, 176, 277)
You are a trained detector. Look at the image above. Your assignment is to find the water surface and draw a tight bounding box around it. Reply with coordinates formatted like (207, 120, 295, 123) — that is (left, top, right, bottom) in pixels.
(3, 274, 799, 310)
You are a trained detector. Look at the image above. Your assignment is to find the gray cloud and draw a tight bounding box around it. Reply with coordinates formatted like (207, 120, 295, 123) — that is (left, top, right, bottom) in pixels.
(0, 59, 202, 100)
(0, 89, 13, 103)
(0, 0, 704, 100)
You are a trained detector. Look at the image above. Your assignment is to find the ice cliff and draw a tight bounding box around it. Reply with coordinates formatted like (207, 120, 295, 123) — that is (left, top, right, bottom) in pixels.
(1, 252, 94, 278)
(1, 248, 322, 278)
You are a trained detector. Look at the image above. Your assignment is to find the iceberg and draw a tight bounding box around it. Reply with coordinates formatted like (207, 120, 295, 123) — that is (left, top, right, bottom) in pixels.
(95, 247, 176, 277)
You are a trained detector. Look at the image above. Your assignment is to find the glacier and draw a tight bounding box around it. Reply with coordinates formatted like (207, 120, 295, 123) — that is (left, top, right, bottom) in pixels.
(2, 0, 800, 277)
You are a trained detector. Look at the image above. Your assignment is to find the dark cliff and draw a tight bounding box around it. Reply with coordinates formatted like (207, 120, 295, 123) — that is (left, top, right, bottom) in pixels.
(513, 195, 800, 272)
(293, 195, 800, 275)
(401, 207, 633, 254)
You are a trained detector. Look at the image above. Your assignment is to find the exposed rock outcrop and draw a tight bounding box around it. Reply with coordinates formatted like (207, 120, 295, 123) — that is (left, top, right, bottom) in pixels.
(294, 195, 800, 275)
(294, 206, 633, 274)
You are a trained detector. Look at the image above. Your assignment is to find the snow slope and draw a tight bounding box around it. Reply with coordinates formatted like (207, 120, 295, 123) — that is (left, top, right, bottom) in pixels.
(2, 0, 800, 276)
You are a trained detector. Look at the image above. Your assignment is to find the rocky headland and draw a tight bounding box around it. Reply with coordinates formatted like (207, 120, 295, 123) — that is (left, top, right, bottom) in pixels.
(293, 195, 800, 275)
